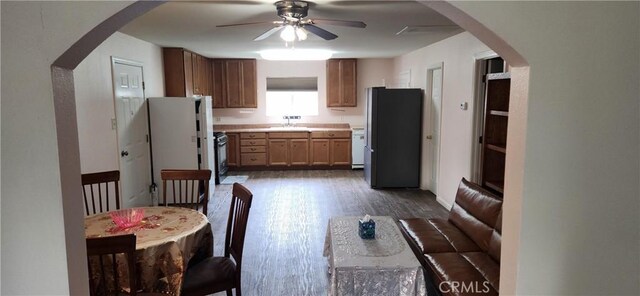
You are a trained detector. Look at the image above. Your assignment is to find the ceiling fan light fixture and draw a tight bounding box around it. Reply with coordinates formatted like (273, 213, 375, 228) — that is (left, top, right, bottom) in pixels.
(280, 25, 296, 42)
(295, 27, 308, 41)
(260, 49, 333, 61)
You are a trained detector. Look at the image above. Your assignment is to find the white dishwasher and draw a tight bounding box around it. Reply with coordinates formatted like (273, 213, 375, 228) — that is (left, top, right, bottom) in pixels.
(351, 127, 365, 169)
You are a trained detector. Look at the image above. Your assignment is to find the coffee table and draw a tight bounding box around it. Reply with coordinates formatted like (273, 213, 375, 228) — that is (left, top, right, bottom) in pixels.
(323, 216, 426, 296)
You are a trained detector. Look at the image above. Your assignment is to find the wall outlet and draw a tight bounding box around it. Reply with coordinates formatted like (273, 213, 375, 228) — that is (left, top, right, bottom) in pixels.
(460, 102, 468, 110)
(111, 118, 117, 130)
(215, 117, 221, 122)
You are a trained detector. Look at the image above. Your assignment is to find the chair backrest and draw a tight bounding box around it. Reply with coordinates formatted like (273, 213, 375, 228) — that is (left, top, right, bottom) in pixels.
(86, 234, 137, 296)
(224, 183, 253, 271)
(160, 169, 211, 215)
(82, 170, 121, 216)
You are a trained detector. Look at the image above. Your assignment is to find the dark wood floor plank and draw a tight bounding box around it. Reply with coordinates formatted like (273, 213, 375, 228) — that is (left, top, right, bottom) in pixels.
(205, 170, 448, 295)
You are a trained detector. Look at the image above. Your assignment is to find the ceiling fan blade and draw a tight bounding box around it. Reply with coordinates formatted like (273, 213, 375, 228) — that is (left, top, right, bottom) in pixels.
(217, 21, 282, 28)
(309, 19, 366, 28)
(254, 26, 284, 41)
(304, 24, 338, 40)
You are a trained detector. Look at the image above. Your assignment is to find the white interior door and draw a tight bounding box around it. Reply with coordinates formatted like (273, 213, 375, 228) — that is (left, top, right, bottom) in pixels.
(429, 67, 443, 194)
(112, 58, 151, 207)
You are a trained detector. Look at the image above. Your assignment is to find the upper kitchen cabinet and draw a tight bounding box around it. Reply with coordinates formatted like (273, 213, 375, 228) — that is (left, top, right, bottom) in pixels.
(326, 59, 357, 107)
(163, 48, 211, 97)
(211, 59, 257, 108)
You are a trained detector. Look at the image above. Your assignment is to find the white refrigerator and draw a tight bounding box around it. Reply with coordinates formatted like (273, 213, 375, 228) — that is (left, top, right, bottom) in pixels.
(147, 96, 215, 202)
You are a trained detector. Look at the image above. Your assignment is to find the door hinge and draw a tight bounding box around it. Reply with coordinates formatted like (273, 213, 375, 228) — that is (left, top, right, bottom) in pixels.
(142, 81, 146, 90)
(479, 136, 483, 144)
(146, 134, 149, 143)
(482, 75, 486, 83)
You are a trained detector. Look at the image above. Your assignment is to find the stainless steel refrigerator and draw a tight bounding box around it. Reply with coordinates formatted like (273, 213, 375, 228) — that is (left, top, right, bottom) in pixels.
(364, 87, 423, 188)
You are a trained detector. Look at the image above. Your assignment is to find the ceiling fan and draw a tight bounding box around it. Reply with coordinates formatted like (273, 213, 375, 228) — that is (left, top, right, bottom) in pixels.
(216, 0, 366, 41)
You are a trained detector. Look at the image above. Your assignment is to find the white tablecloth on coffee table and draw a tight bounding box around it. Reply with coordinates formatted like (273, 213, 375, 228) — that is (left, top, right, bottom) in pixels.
(323, 216, 426, 296)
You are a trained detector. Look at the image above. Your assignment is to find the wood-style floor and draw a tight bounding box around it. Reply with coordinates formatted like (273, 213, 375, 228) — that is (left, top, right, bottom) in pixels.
(205, 170, 448, 296)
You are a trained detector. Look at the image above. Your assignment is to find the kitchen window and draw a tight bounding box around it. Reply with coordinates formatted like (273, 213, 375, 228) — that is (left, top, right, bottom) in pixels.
(266, 77, 318, 117)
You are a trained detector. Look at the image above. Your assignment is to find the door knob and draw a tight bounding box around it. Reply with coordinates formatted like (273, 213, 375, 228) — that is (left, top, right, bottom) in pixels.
(121, 150, 129, 157)
(426, 135, 433, 140)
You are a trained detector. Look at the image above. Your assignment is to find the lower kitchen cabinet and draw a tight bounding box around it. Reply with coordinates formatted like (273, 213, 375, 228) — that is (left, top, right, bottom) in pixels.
(224, 129, 351, 170)
(311, 139, 330, 165)
(330, 139, 351, 165)
(289, 139, 309, 166)
(269, 138, 309, 166)
(226, 133, 239, 167)
(268, 139, 288, 166)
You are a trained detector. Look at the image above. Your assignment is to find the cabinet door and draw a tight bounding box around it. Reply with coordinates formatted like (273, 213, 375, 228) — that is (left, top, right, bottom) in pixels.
(224, 60, 243, 108)
(211, 60, 225, 108)
(289, 138, 309, 166)
(268, 139, 288, 166)
(330, 139, 351, 165)
(227, 133, 240, 167)
(326, 60, 341, 107)
(183, 51, 194, 97)
(241, 60, 257, 108)
(341, 59, 357, 107)
(162, 48, 187, 97)
(311, 139, 330, 165)
(204, 58, 212, 96)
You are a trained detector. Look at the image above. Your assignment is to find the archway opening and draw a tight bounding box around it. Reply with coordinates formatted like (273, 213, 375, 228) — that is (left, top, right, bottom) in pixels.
(51, 1, 529, 294)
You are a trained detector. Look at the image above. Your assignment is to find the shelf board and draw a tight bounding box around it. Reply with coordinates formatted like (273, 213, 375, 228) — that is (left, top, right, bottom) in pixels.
(489, 110, 509, 117)
(484, 180, 504, 194)
(486, 144, 506, 154)
(486, 72, 511, 80)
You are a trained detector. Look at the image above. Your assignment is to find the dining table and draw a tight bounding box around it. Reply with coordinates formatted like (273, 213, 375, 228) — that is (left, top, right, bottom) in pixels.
(85, 206, 213, 296)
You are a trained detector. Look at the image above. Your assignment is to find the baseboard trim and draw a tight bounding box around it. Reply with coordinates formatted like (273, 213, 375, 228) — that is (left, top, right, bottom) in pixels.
(436, 196, 452, 210)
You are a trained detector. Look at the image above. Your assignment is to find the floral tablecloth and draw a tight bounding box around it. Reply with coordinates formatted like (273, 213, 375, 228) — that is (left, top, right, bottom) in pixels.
(323, 216, 426, 296)
(85, 206, 213, 296)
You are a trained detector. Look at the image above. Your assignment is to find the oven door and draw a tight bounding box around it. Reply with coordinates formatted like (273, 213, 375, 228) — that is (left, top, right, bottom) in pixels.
(217, 137, 228, 177)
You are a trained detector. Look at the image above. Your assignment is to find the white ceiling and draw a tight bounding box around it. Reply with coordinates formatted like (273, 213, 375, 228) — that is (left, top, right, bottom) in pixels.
(120, 0, 463, 59)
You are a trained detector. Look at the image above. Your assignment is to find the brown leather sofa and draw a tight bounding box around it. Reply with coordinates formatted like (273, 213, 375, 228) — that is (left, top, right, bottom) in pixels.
(398, 178, 503, 296)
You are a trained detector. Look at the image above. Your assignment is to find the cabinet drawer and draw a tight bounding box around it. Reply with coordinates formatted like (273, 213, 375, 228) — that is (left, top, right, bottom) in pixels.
(240, 146, 266, 153)
(240, 132, 266, 139)
(240, 139, 266, 146)
(268, 132, 309, 139)
(240, 153, 266, 166)
(310, 130, 351, 139)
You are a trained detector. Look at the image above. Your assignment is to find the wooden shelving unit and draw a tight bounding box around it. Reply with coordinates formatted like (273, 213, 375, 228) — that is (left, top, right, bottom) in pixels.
(481, 72, 511, 196)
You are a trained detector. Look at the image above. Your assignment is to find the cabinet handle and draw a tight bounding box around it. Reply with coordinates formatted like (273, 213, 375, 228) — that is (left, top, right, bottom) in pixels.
(329, 133, 335, 137)
(251, 148, 256, 151)
(251, 158, 257, 161)
(249, 135, 255, 138)
(250, 141, 255, 145)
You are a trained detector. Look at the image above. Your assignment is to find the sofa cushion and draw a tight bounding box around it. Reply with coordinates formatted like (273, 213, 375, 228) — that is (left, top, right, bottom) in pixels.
(460, 252, 500, 292)
(448, 178, 502, 252)
(424, 253, 498, 296)
(487, 211, 502, 262)
(399, 218, 481, 254)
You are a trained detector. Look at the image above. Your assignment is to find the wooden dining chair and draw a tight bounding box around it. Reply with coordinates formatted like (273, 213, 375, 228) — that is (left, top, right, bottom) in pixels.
(181, 183, 254, 296)
(160, 169, 212, 215)
(86, 234, 137, 296)
(82, 170, 121, 216)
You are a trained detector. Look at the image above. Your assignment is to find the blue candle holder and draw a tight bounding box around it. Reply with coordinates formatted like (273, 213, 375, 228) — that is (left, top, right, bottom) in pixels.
(359, 219, 376, 239)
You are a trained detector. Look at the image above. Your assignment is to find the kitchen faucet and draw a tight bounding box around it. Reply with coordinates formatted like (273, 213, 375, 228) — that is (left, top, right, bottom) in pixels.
(283, 115, 301, 127)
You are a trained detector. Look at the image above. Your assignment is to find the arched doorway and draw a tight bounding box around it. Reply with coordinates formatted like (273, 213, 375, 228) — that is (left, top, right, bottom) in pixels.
(50, 1, 529, 294)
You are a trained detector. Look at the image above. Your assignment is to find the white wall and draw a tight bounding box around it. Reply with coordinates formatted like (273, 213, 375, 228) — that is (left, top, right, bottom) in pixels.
(74, 32, 164, 173)
(0, 1, 134, 294)
(213, 58, 392, 127)
(393, 32, 489, 206)
(450, 2, 639, 295)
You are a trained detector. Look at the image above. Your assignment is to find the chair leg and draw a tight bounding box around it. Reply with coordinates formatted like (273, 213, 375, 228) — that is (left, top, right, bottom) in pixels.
(226, 289, 233, 296)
